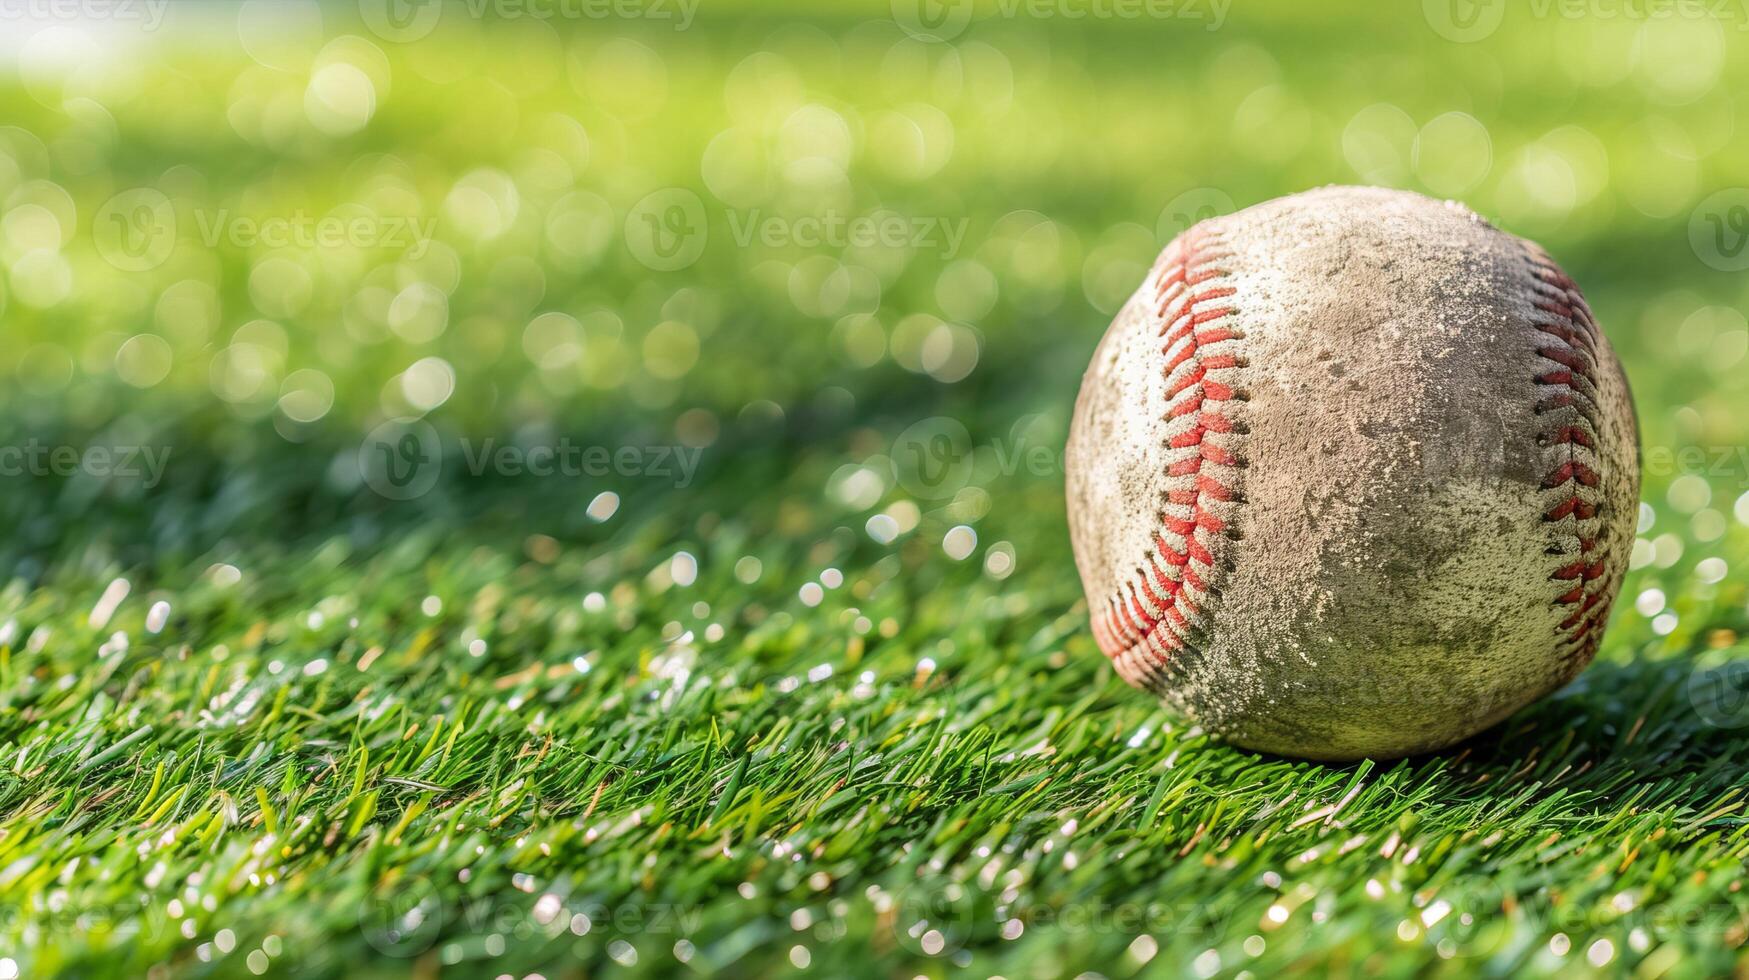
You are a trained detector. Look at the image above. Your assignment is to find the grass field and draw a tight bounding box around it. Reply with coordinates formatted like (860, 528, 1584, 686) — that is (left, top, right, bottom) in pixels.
(1, 1, 1748, 976)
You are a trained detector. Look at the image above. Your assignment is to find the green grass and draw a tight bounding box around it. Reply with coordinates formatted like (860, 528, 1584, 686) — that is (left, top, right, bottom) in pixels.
(1, 2, 1748, 976)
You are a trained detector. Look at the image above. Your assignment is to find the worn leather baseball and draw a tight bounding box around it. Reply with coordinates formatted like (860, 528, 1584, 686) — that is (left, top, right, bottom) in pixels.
(1066, 186, 1639, 760)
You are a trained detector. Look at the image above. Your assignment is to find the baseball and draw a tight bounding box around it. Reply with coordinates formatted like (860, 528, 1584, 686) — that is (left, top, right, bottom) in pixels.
(1066, 186, 1640, 760)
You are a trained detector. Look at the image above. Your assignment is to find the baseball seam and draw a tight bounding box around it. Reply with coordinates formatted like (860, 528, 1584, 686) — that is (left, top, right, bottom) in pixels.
(1525, 246, 1615, 672)
(1093, 225, 1248, 688)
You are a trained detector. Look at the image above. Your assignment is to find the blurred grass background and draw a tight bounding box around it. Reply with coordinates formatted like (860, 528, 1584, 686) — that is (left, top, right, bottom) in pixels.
(0, 0, 1746, 976)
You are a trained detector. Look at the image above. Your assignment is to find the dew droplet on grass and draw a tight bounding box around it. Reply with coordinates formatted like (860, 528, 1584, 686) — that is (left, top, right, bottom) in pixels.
(670, 551, 698, 586)
(943, 525, 976, 560)
(89, 577, 131, 629)
(587, 491, 620, 522)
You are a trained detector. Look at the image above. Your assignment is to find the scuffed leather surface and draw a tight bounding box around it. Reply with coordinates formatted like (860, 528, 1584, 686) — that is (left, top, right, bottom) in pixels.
(1066, 186, 1640, 760)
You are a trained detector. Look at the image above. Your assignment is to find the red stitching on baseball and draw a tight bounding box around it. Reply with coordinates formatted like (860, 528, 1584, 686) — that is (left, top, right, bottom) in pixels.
(1525, 247, 1614, 670)
(1095, 226, 1248, 677)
